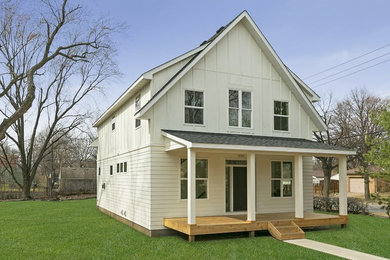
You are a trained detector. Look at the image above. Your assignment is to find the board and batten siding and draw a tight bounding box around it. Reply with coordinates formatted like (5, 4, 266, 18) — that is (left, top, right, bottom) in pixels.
(97, 84, 151, 161)
(97, 146, 152, 229)
(149, 21, 318, 146)
(150, 147, 314, 230)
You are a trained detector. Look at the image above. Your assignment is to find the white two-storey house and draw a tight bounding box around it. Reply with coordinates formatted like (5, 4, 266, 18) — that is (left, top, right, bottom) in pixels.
(93, 11, 354, 241)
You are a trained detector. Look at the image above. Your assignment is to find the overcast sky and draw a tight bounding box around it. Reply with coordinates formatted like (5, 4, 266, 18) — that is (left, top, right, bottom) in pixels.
(85, 0, 390, 113)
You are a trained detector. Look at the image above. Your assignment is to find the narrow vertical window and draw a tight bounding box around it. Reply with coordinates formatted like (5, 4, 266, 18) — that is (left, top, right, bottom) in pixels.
(135, 94, 141, 128)
(98, 167, 101, 176)
(274, 101, 289, 131)
(124, 162, 127, 172)
(111, 116, 116, 131)
(110, 165, 113, 175)
(120, 163, 123, 172)
(117, 163, 119, 173)
(229, 90, 252, 128)
(271, 161, 293, 197)
(184, 90, 204, 124)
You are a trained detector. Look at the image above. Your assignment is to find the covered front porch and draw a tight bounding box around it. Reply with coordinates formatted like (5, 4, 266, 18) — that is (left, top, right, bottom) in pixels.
(162, 130, 354, 241)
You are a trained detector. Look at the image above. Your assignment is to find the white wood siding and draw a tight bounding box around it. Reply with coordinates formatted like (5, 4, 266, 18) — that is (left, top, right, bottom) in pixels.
(150, 148, 313, 230)
(97, 85, 151, 160)
(256, 155, 313, 214)
(97, 146, 152, 229)
(149, 21, 317, 146)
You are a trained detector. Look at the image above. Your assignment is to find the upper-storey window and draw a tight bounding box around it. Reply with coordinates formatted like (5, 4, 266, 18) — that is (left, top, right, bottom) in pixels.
(184, 90, 203, 124)
(111, 116, 116, 131)
(135, 94, 141, 128)
(229, 90, 252, 128)
(274, 101, 288, 131)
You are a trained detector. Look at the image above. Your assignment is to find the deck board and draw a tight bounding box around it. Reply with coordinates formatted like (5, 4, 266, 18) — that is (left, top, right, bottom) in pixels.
(164, 212, 348, 236)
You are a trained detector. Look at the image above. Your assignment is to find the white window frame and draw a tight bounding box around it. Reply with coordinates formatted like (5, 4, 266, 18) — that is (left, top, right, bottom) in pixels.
(180, 158, 209, 200)
(271, 160, 293, 198)
(111, 116, 116, 131)
(273, 100, 289, 132)
(228, 89, 252, 128)
(135, 94, 141, 128)
(184, 89, 204, 125)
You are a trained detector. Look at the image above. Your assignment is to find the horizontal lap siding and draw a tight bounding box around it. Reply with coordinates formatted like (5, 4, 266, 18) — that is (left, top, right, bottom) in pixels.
(150, 146, 226, 230)
(256, 155, 313, 213)
(303, 156, 314, 212)
(97, 147, 151, 229)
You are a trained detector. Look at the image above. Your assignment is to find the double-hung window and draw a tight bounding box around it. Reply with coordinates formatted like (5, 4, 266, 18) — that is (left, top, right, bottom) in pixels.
(180, 159, 208, 199)
(274, 101, 288, 131)
(135, 94, 141, 128)
(271, 161, 293, 197)
(184, 90, 204, 124)
(228, 90, 252, 128)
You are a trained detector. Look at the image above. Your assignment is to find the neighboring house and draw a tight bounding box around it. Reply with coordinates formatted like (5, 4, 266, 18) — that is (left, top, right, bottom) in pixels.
(93, 11, 354, 241)
(346, 167, 377, 194)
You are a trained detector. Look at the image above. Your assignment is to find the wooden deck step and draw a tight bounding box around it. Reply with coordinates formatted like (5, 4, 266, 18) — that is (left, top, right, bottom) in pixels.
(268, 221, 305, 241)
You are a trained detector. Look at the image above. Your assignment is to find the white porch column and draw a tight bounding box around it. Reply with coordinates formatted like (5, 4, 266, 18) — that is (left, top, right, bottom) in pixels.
(294, 155, 304, 219)
(187, 148, 196, 224)
(339, 156, 348, 216)
(247, 152, 256, 221)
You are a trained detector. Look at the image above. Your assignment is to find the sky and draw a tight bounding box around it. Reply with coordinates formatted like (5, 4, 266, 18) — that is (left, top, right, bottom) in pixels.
(85, 0, 390, 113)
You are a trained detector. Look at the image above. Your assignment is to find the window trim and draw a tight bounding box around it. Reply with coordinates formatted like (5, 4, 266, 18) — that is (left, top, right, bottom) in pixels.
(179, 158, 209, 200)
(228, 89, 253, 129)
(273, 100, 289, 132)
(270, 160, 293, 198)
(183, 89, 205, 126)
(135, 94, 141, 128)
(111, 116, 116, 131)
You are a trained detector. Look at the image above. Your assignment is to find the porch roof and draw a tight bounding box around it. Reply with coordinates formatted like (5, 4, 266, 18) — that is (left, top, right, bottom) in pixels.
(162, 130, 355, 156)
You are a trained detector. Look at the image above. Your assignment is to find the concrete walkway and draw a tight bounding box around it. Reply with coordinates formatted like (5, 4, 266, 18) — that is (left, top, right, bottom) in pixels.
(286, 239, 388, 260)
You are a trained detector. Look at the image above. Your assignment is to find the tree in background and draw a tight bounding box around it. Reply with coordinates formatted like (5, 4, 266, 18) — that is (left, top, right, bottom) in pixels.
(334, 89, 386, 200)
(0, 0, 119, 199)
(0, 0, 116, 141)
(313, 94, 344, 198)
(366, 103, 390, 180)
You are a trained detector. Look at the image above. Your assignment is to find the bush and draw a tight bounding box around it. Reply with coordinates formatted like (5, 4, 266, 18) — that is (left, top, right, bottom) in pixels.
(313, 196, 368, 214)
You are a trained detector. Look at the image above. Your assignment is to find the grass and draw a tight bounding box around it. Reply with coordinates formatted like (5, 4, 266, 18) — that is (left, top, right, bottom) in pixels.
(0, 199, 387, 260)
(305, 213, 390, 258)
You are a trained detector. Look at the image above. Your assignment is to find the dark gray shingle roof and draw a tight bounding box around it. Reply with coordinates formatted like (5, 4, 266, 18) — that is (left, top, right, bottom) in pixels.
(162, 130, 353, 152)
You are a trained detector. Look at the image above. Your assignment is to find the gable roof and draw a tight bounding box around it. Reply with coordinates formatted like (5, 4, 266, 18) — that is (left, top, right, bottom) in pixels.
(135, 11, 326, 131)
(94, 10, 325, 130)
(92, 44, 206, 127)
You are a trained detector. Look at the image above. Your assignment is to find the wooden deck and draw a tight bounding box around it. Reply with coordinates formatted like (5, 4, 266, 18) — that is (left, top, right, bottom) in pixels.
(164, 212, 348, 241)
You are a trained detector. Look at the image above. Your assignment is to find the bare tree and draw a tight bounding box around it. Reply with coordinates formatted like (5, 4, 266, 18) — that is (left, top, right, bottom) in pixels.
(0, 0, 113, 141)
(313, 94, 345, 198)
(334, 89, 386, 200)
(0, 1, 119, 199)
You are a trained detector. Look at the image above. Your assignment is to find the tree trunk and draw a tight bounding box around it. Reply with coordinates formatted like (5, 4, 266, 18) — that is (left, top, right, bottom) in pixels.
(21, 177, 32, 200)
(322, 166, 332, 198)
(364, 172, 371, 200)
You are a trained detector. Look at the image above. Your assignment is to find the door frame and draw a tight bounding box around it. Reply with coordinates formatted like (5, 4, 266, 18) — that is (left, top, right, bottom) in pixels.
(225, 160, 247, 213)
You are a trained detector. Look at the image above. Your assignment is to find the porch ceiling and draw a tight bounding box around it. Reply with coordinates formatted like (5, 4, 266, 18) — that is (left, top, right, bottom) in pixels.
(162, 130, 355, 156)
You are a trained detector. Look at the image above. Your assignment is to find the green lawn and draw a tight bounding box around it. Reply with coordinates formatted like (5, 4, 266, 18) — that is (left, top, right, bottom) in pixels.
(0, 199, 387, 260)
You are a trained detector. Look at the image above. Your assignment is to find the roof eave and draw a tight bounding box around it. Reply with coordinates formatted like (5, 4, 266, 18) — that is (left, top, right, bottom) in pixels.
(93, 75, 151, 127)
